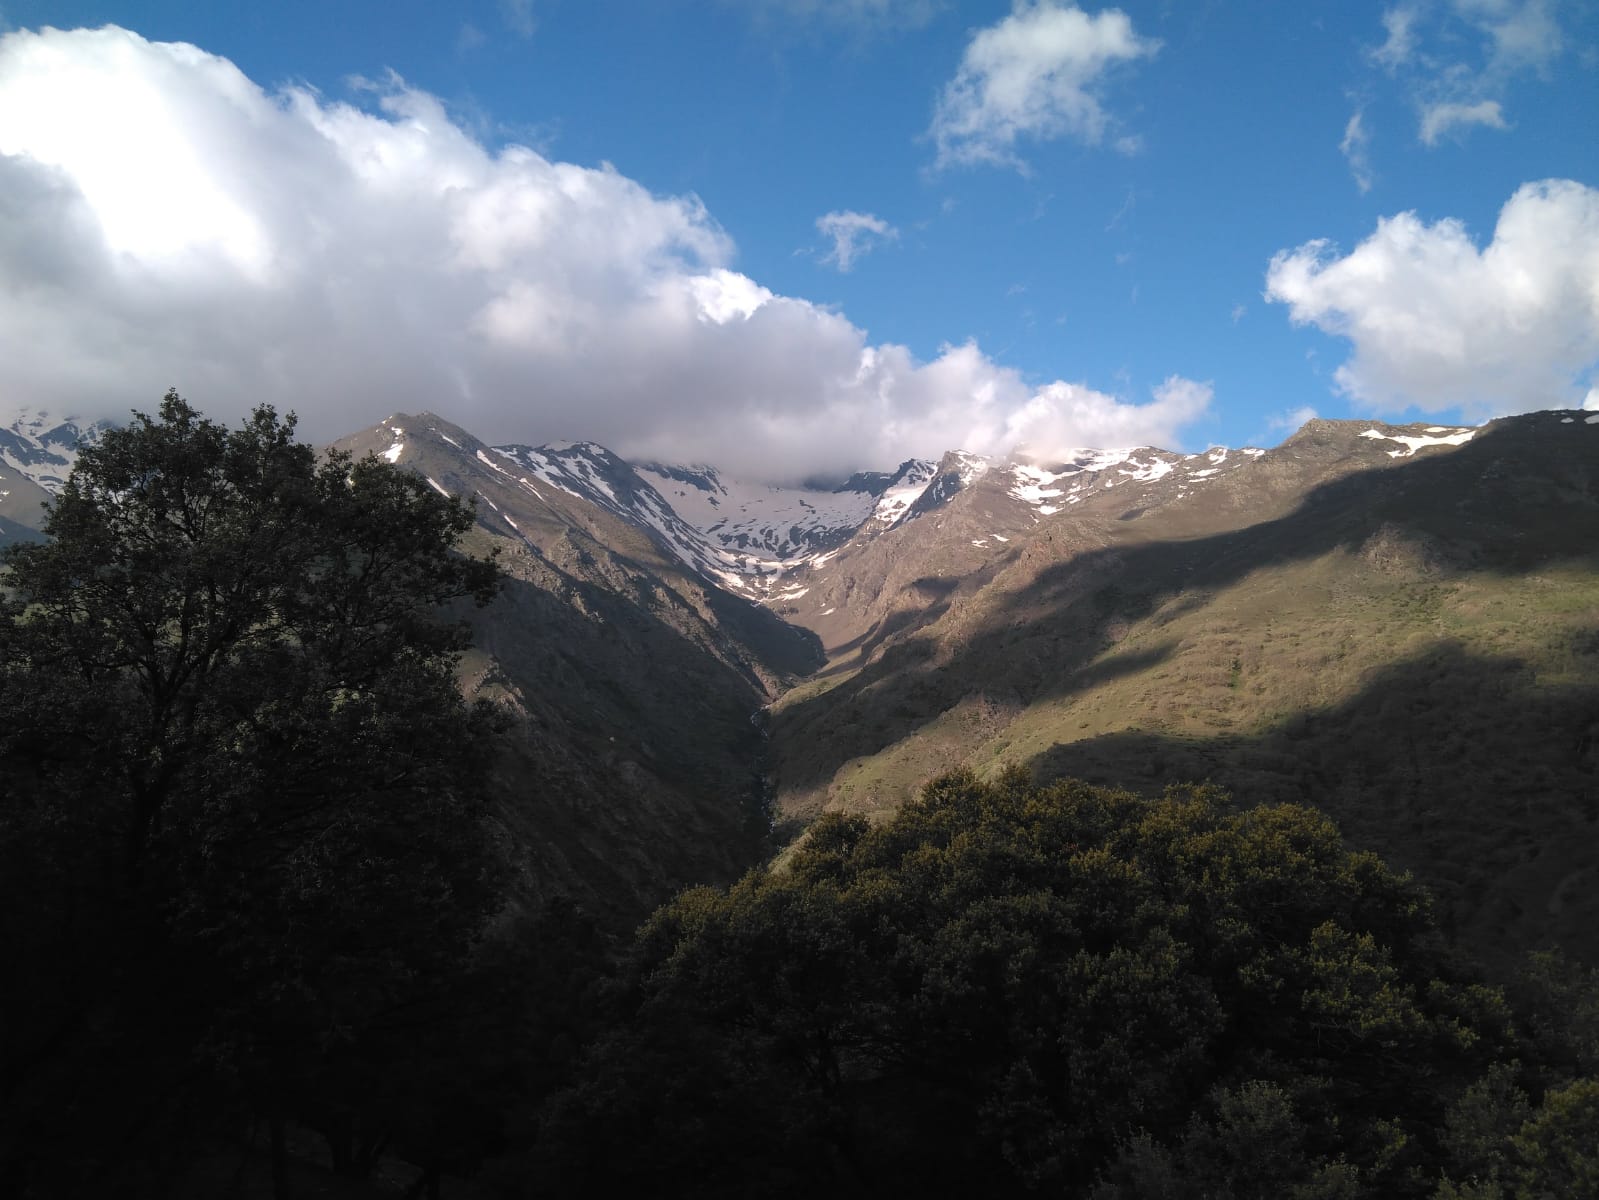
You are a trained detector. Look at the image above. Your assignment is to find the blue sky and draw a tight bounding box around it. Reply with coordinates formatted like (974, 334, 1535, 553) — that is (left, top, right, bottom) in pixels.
(0, 1, 1594, 480)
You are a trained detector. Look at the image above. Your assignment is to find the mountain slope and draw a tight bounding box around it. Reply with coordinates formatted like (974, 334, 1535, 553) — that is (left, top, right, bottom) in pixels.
(333, 414, 822, 928)
(0, 411, 111, 545)
(0, 412, 110, 493)
(0, 466, 51, 546)
(766, 411, 1599, 965)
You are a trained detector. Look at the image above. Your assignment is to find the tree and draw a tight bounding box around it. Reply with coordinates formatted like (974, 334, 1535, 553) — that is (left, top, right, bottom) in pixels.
(0, 392, 504, 1196)
(534, 767, 1566, 1199)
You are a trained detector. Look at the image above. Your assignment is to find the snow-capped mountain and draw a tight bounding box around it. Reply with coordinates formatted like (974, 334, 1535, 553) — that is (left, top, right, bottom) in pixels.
(486, 441, 791, 594)
(0, 410, 114, 542)
(483, 442, 951, 599)
(0, 411, 111, 492)
(473, 437, 1301, 603)
(635, 458, 944, 558)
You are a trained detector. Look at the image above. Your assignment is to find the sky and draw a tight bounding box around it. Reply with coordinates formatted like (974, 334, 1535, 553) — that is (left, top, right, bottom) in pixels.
(0, 1, 1594, 482)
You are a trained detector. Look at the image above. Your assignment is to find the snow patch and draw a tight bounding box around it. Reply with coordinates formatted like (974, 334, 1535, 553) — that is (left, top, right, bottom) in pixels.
(425, 477, 451, 498)
(1122, 457, 1174, 482)
(870, 460, 939, 527)
(1359, 428, 1475, 457)
(383, 441, 404, 463)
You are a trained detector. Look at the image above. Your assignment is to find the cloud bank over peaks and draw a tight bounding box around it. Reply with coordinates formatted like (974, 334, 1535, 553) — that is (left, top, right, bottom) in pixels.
(929, 2, 1158, 171)
(1265, 179, 1599, 417)
(0, 25, 1210, 484)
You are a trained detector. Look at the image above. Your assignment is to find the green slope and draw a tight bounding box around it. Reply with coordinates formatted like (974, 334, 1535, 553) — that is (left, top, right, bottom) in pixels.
(769, 412, 1599, 965)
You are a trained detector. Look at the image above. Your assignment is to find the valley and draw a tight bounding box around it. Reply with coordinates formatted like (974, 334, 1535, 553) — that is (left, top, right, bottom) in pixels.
(5, 406, 1597, 967)
(5, 398, 1597, 1197)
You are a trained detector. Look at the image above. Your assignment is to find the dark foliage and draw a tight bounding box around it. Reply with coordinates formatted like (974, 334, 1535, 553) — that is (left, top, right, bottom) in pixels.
(528, 768, 1598, 1199)
(0, 393, 507, 1197)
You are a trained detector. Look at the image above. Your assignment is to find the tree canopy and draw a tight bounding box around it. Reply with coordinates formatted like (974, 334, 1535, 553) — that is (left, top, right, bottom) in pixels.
(0, 392, 506, 1196)
(533, 767, 1597, 1199)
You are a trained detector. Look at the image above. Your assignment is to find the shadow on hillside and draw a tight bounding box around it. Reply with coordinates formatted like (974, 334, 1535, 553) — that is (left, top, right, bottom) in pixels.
(1028, 640, 1599, 968)
(820, 592, 956, 674)
(470, 567, 782, 931)
(773, 417, 1599, 833)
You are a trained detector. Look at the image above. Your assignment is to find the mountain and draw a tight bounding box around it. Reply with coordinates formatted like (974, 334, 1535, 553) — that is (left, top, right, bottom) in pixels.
(0, 411, 110, 493)
(0, 411, 113, 543)
(0, 465, 52, 546)
(331, 414, 822, 928)
(488, 442, 948, 600)
(422, 411, 1599, 963)
(12, 396, 1596, 970)
(634, 461, 895, 570)
(759, 411, 1599, 967)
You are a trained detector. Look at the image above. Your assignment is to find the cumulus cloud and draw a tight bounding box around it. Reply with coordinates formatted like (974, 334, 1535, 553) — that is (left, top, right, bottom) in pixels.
(929, 2, 1158, 171)
(0, 25, 1210, 483)
(1264, 179, 1599, 417)
(1001, 375, 1212, 458)
(816, 210, 897, 271)
(1368, 1, 1564, 145)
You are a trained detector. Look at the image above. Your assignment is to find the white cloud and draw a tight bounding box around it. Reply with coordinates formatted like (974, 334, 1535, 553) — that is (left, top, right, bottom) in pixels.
(499, 0, 537, 39)
(736, 0, 945, 30)
(0, 26, 1211, 483)
(1264, 179, 1599, 417)
(1001, 375, 1212, 457)
(1268, 405, 1319, 433)
(815, 209, 897, 271)
(1369, 1, 1564, 145)
(1370, 5, 1421, 71)
(1458, 0, 1562, 72)
(1339, 109, 1373, 192)
(929, 2, 1158, 171)
(1419, 97, 1508, 143)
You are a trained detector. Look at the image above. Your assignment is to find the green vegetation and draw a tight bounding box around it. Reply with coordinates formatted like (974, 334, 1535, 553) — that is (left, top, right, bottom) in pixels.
(528, 769, 1598, 1199)
(769, 422, 1599, 969)
(5, 404, 1595, 1196)
(0, 394, 513, 1196)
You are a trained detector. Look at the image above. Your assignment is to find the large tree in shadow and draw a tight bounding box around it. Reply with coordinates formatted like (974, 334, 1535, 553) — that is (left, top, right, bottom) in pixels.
(0, 393, 506, 1197)
(532, 767, 1598, 1199)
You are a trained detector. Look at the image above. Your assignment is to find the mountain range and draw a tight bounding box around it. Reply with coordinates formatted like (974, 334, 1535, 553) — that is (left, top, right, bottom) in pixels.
(4, 404, 1597, 964)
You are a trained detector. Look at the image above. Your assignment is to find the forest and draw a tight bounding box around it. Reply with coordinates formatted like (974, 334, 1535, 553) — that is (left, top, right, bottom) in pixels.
(1, 399, 1595, 1199)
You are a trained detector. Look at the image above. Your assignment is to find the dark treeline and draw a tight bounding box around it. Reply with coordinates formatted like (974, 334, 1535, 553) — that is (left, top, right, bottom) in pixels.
(2, 399, 1595, 1198)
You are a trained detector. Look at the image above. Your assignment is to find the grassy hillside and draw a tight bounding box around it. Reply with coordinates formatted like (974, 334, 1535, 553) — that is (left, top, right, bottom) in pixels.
(769, 412, 1599, 965)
